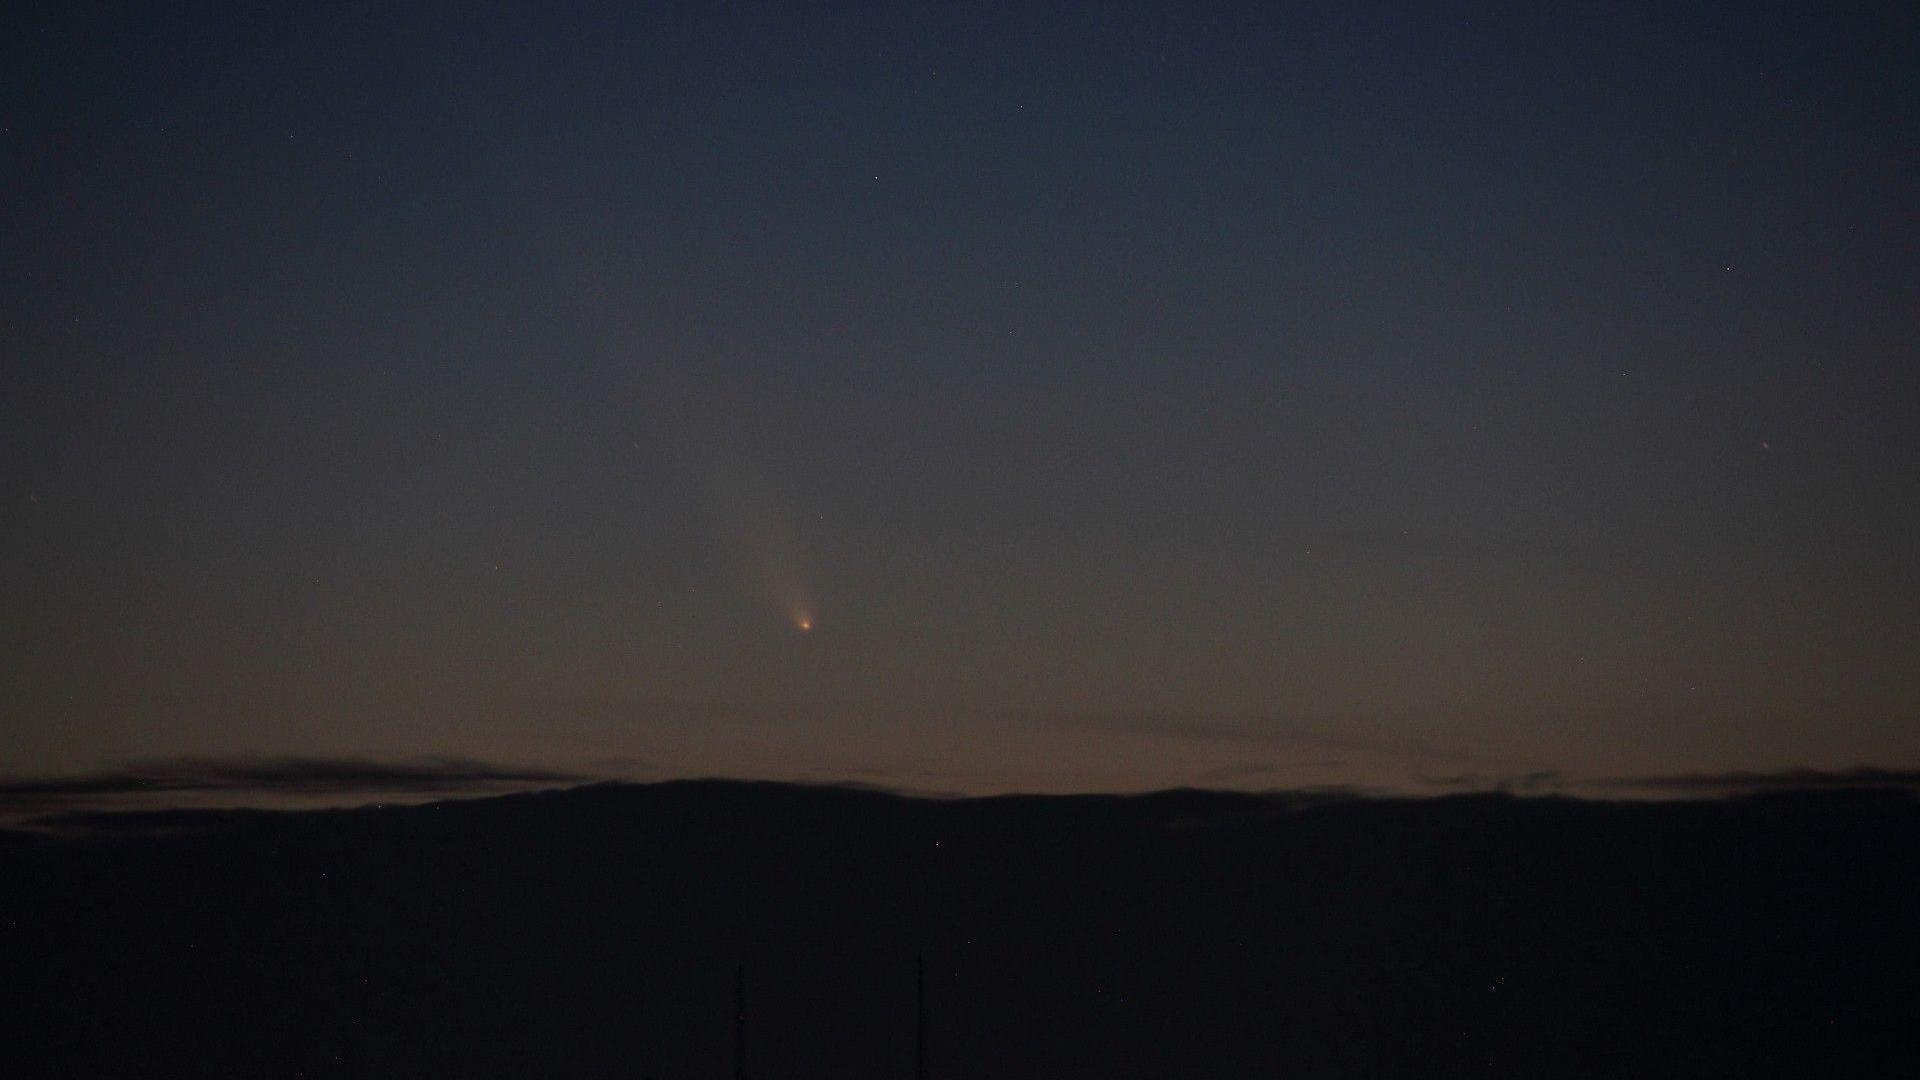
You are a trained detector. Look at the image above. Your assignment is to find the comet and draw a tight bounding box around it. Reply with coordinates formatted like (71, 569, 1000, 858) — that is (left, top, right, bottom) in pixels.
(640, 370, 818, 634)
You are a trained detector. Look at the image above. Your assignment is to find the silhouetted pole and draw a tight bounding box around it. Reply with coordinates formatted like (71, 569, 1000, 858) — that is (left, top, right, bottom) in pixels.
(915, 952, 926, 1080)
(734, 964, 747, 1080)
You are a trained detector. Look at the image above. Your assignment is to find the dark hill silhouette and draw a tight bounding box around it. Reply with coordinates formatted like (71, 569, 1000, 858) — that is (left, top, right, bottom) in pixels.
(3, 781, 1915, 1077)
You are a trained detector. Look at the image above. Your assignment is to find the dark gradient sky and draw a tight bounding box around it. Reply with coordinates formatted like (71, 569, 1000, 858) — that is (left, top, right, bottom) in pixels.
(5, 1, 1916, 795)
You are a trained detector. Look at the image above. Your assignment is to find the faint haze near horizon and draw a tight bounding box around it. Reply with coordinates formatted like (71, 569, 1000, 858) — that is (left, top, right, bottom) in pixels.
(6, 749, 1920, 827)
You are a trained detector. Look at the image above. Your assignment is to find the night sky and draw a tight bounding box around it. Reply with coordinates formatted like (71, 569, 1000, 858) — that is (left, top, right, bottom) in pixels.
(5, 1, 1916, 798)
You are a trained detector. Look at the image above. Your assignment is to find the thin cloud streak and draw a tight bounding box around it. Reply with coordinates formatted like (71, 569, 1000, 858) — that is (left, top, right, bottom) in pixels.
(1612, 766, 1920, 795)
(1418, 770, 1569, 795)
(0, 756, 586, 812)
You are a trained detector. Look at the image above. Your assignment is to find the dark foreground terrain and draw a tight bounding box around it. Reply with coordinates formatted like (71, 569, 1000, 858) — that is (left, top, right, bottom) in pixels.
(3, 781, 1915, 1078)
